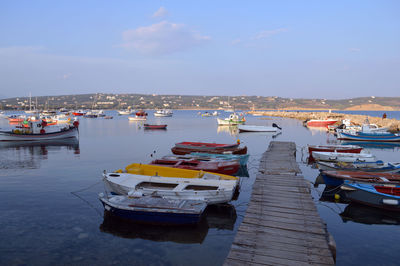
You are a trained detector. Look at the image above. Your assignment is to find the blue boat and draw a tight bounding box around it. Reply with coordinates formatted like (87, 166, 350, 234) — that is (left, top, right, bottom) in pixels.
(317, 160, 400, 174)
(190, 152, 249, 166)
(341, 182, 400, 211)
(99, 193, 207, 225)
(340, 141, 400, 149)
(337, 131, 400, 142)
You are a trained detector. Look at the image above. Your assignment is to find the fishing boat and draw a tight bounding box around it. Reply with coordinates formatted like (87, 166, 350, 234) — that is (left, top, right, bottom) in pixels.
(316, 161, 400, 173)
(104, 116, 113, 119)
(136, 110, 148, 117)
(83, 111, 98, 118)
(305, 119, 338, 127)
(308, 144, 363, 155)
(320, 170, 400, 186)
(143, 124, 167, 130)
(341, 182, 400, 211)
(238, 123, 281, 133)
(190, 152, 249, 166)
(103, 164, 239, 205)
(72, 110, 86, 116)
(7, 115, 26, 123)
(150, 157, 240, 175)
(128, 116, 147, 121)
(154, 110, 173, 117)
(99, 193, 207, 225)
(311, 151, 376, 163)
(0, 120, 79, 141)
(217, 113, 245, 126)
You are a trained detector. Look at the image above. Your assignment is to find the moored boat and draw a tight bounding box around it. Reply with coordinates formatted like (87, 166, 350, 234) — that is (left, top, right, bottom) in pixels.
(171, 141, 247, 155)
(154, 110, 173, 117)
(128, 116, 147, 121)
(189, 152, 249, 166)
(150, 157, 240, 175)
(341, 182, 400, 211)
(103, 164, 239, 205)
(337, 131, 400, 142)
(0, 120, 79, 141)
(99, 193, 207, 225)
(305, 119, 338, 127)
(217, 113, 245, 126)
(311, 151, 376, 163)
(238, 123, 281, 133)
(316, 161, 400, 173)
(308, 144, 363, 155)
(321, 170, 400, 186)
(143, 124, 167, 130)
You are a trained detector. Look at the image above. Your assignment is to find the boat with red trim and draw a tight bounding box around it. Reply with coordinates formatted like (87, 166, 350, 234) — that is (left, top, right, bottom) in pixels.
(150, 157, 240, 175)
(143, 124, 167, 130)
(321, 170, 400, 186)
(171, 142, 247, 155)
(308, 144, 363, 155)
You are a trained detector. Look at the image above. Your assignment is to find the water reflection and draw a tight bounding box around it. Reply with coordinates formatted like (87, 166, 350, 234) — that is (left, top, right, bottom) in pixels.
(0, 138, 80, 170)
(340, 141, 400, 150)
(99, 204, 237, 244)
(217, 125, 238, 136)
(340, 203, 400, 225)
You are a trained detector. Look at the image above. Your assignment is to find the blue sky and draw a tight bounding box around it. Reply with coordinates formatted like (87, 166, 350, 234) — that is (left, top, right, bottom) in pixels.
(0, 0, 399, 99)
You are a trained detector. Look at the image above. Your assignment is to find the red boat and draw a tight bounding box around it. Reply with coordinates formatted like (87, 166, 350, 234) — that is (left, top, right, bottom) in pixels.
(136, 110, 148, 116)
(72, 112, 85, 116)
(175, 142, 239, 150)
(150, 157, 240, 175)
(171, 142, 246, 155)
(143, 124, 167, 130)
(308, 145, 363, 155)
(8, 116, 25, 123)
(306, 119, 338, 127)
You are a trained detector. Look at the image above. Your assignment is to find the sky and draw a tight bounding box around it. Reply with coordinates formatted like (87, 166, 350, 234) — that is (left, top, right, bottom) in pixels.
(0, 0, 399, 99)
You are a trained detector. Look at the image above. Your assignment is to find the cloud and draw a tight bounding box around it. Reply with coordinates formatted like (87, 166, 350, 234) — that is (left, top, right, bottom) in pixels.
(152, 7, 168, 18)
(349, 48, 361, 52)
(231, 39, 241, 45)
(120, 21, 211, 55)
(255, 28, 288, 39)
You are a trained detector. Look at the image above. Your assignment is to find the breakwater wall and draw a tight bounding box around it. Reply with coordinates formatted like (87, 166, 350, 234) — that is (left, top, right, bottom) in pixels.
(252, 111, 400, 132)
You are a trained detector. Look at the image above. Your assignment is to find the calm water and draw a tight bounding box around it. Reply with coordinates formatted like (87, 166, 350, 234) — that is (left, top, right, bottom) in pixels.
(1, 110, 400, 265)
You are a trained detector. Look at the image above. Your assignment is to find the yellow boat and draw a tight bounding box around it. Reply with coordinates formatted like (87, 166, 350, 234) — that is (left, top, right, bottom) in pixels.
(115, 163, 238, 181)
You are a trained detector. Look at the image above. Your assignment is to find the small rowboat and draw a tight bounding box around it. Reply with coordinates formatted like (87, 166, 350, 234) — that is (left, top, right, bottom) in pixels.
(321, 170, 400, 186)
(306, 119, 338, 127)
(190, 152, 249, 166)
(150, 157, 240, 175)
(103, 164, 238, 205)
(99, 193, 207, 225)
(143, 124, 167, 130)
(337, 131, 400, 142)
(341, 182, 400, 211)
(238, 123, 281, 133)
(172, 145, 247, 155)
(311, 151, 376, 163)
(316, 161, 400, 173)
(175, 142, 239, 150)
(308, 144, 363, 155)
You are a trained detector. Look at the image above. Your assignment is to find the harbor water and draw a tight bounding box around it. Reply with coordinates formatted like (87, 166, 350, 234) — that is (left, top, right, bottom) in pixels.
(1, 110, 400, 265)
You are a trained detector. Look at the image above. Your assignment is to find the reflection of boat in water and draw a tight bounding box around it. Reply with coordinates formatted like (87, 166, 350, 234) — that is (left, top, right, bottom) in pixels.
(99, 204, 236, 244)
(0, 138, 80, 153)
(340, 141, 400, 150)
(340, 203, 400, 225)
(217, 125, 238, 136)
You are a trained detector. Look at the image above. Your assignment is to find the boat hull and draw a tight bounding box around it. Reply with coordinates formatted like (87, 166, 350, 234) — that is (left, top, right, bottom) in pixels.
(99, 195, 205, 225)
(190, 152, 249, 166)
(238, 125, 278, 132)
(337, 132, 400, 142)
(308, 145, 363, 154)
(144, 124, 167, 130)
(311, 151, 376, 163)
(306, 120, 337, 127)
(172, 146, 247, 155)
(0, 127, 78, 141)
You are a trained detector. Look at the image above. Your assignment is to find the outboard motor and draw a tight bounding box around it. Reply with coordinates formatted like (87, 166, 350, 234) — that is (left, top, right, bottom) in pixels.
(272, 123, 282, 130)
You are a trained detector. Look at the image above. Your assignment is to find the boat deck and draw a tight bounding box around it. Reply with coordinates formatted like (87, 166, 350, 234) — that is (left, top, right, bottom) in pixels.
(224, 141, 335, 265)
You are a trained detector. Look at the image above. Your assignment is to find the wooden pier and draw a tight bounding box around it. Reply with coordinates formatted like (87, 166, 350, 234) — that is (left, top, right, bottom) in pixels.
(224, 141, 335, 266)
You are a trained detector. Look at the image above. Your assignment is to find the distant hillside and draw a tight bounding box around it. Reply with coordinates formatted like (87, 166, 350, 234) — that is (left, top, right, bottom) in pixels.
(0, 93, 399, 111)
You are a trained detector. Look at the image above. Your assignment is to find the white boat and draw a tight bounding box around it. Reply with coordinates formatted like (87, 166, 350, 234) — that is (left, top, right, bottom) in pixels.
(118, 110, 133, 115)
(154, 110, 173, 117)
(238, 123, 281, 132)
(217, 113, 245, 126)
(103, 166, 238, 205)
(311, 151, 376, 163)
(128, 116, 147, 121)
(0, 120, 79, 141)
